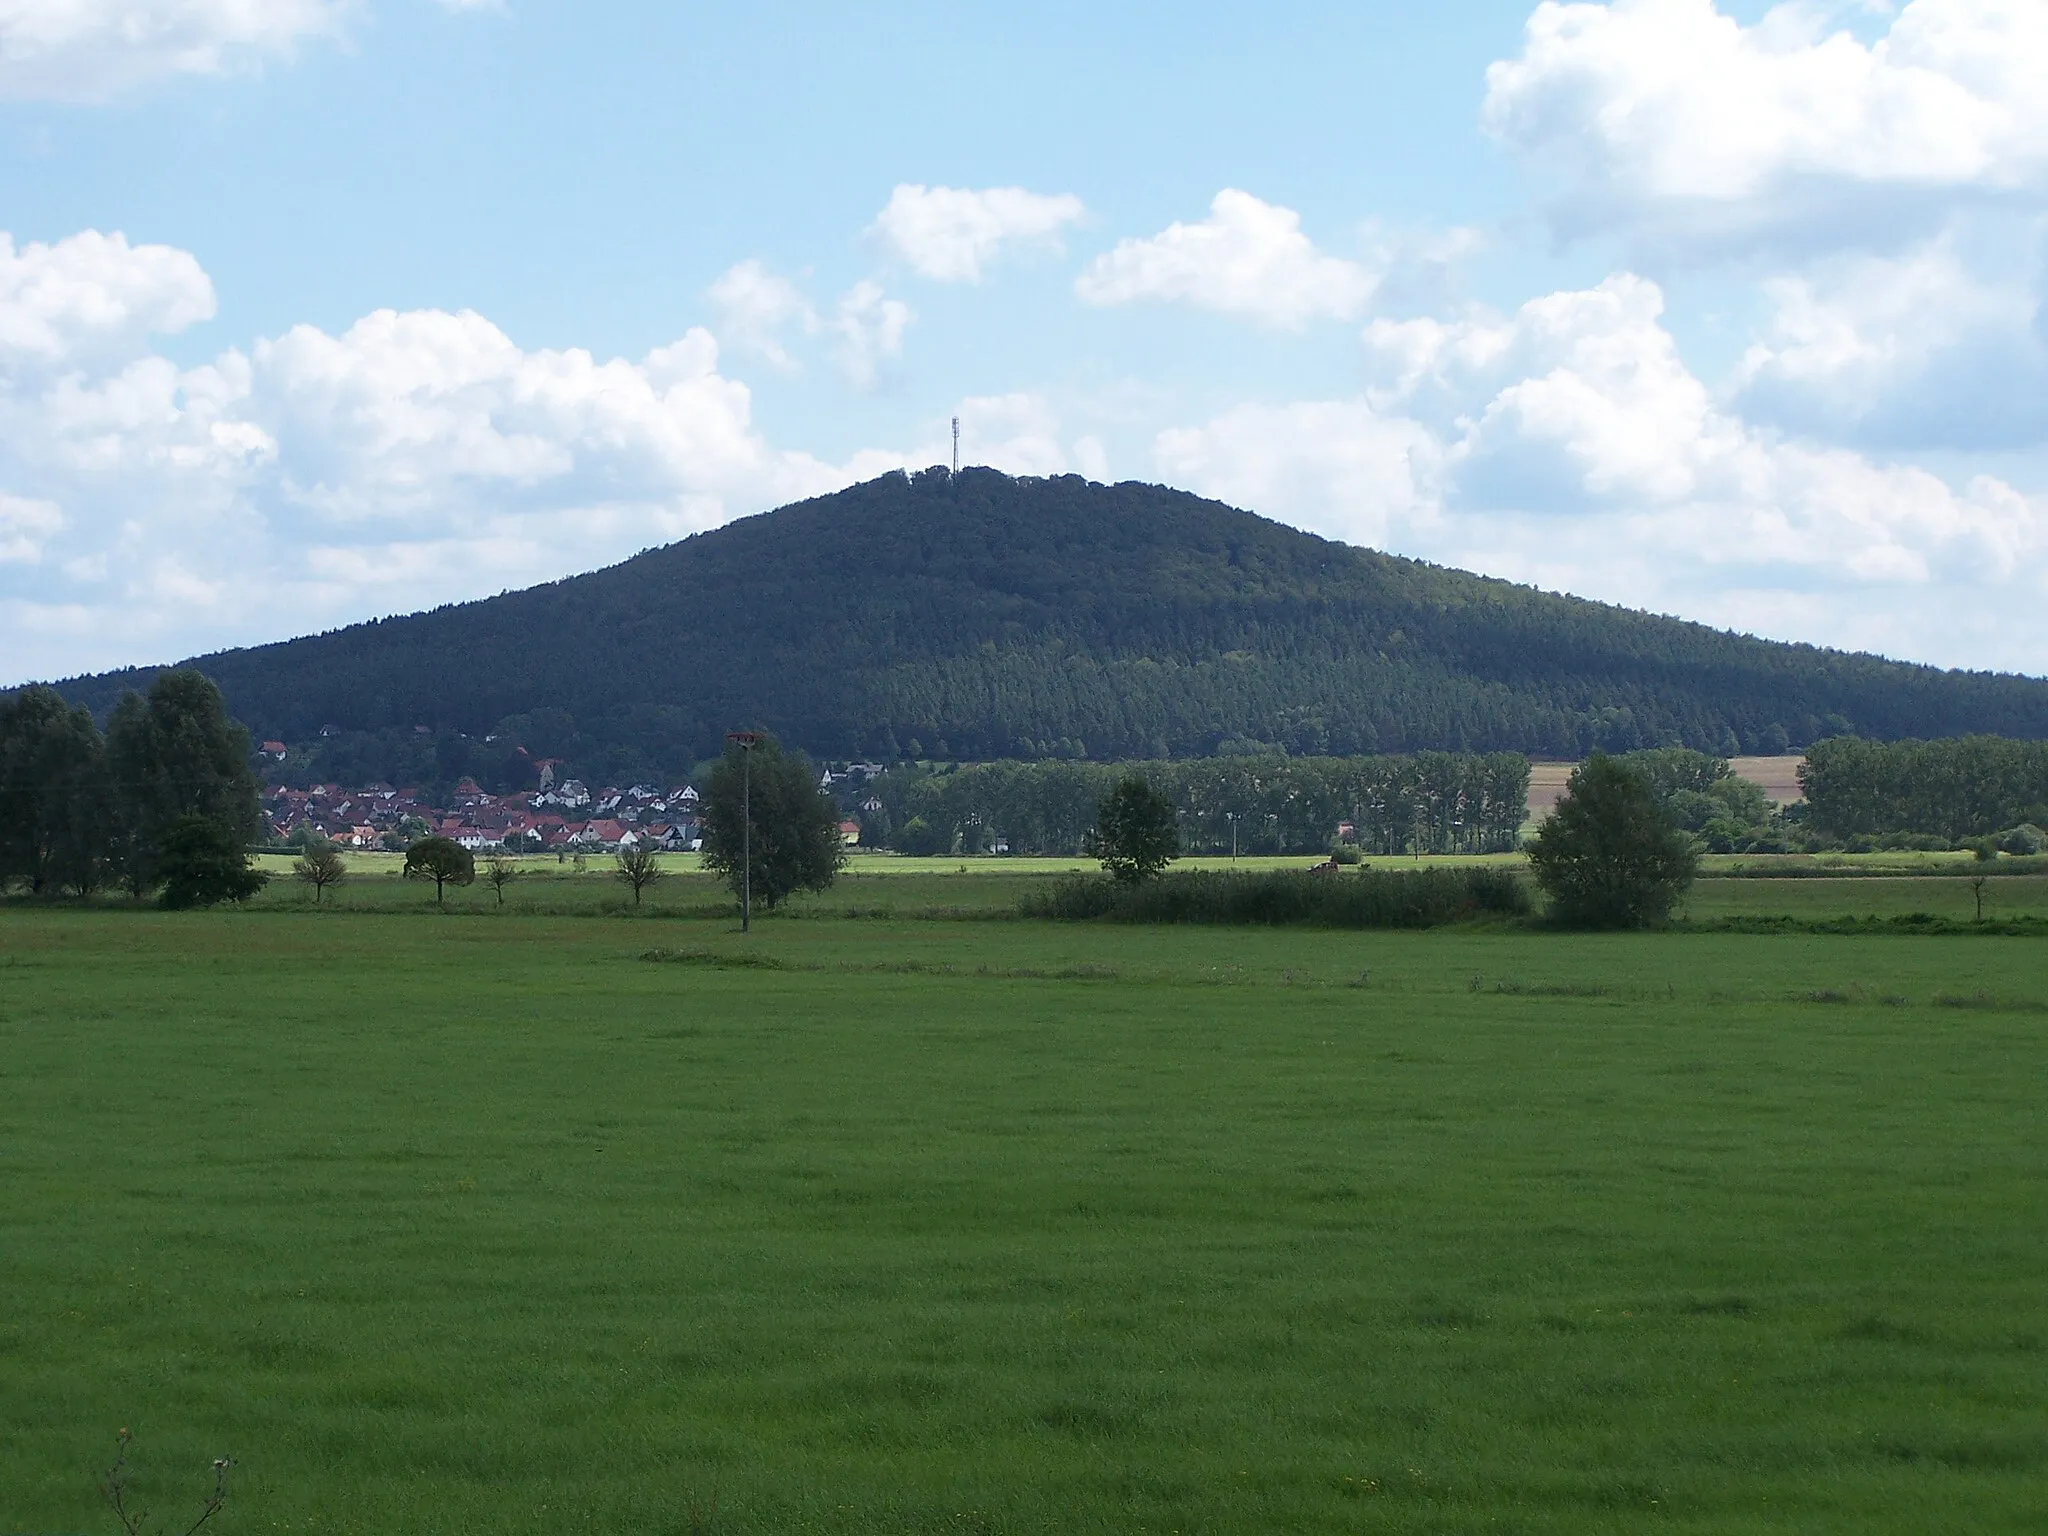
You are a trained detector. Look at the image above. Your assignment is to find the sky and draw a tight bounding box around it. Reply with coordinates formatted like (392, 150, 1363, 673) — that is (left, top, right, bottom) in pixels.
(3, 0, 2047, 684)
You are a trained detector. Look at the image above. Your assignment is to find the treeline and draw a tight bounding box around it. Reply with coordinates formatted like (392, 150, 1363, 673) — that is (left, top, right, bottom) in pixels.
(1802, 736, 2048, 843)
(858, 753, 1532, 857)
(47, 471, 2048, 778)
(0, 671, 261, 897)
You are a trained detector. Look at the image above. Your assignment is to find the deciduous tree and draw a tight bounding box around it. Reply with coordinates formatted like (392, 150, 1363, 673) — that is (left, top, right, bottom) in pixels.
(1085, 775, 1180, 884)
(0, 685, 109, 895)
(291, 842, 348, 904)
(105, 670, 261, 895)
(403, 836, 475, 904)
(1527, 754, 1698, 929)
(157, 814, 268, 909)
(700, 733, 844, 911)
(613, 843, 663, 906)
(482, 854, 522, 906)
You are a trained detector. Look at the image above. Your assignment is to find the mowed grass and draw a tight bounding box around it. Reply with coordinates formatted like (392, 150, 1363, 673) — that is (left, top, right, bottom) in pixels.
(3, 908, 2047, 1534)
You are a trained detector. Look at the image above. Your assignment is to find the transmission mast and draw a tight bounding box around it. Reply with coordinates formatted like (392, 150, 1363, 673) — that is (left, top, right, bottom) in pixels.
(951, 416, 960, 477)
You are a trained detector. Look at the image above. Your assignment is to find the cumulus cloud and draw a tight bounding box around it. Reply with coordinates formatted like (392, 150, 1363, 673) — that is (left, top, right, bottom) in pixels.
(706, 261, 912, 388)
(0, 493, 62, 563)
(0, 230, 216, 368)
(706, 258, 812, 369)
(0, 230, 898, 681)
(1156, 270, 2048, 667)
(1077, 189, 1381, 328)
(1154, 402, 1441, 550)
(824, 280, 913, 390)
(1484, 0, 2048, 251)
(0, 0, 351, 101)
(872, 184, 1086, 283)
(1732, 224, 2048, 449)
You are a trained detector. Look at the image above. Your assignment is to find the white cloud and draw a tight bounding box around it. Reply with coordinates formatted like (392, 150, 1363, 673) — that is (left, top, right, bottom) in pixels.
(0, 0, 351, 101)
(1154, 401, 1441, 549)
(0, 230, 896, 681)
(1077, 189, 1381, 327)
(1732, 225, 2048, 448)
(871, 184, 1086, 283)
(1158, 270, 2048, 668)
(824, 280, 912, 390)
(0, 493, 61, 562)
(707, 258, 812, 369)
(1484, 0, 2048, 251)
(705, 261, 912, 389)
(0, 230, 216, 368)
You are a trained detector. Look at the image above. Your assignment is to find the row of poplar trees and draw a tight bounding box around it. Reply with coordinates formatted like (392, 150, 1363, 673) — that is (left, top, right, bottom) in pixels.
(0, 670, 261, 898)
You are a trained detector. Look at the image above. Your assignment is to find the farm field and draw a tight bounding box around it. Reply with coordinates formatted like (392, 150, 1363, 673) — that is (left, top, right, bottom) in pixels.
(3, 899, 2047, 1534)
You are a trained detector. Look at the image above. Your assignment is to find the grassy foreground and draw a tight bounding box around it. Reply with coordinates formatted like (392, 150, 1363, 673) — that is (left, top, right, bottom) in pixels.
(3, 905, 2047, 1534)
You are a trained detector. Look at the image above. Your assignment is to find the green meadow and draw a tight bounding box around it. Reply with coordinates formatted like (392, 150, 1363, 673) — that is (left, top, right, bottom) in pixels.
(4, 874, 2047, 1533)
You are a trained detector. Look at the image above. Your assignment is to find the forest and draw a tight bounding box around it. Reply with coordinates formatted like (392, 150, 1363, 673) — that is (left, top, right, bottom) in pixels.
(42, 469, 2048, 783)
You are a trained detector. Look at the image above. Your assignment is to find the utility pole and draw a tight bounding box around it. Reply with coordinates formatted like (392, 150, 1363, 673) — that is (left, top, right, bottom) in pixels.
(951, 416, 960, 477)
(726, 731, 761, 931)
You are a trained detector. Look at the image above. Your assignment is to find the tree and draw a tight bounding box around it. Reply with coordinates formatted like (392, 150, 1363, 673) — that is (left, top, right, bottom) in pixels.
(291, 842, 348, 904)
(403, 836, 475, 903)
(157, 814, 268, 909)
(699, 732, 845, 912)
(482, 854, 522, 906)
(1526, 754, 1699, 929)
(614, 843, 664, 906)
(105, 670, 261, 896)
(1085, 775, 1180, 884)
(0, 684, 110, 895)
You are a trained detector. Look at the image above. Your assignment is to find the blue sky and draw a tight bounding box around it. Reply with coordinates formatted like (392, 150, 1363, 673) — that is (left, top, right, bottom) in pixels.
(3, 0, 2045, 684)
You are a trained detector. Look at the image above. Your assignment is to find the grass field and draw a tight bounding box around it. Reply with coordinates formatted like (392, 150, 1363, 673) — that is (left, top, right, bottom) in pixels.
(4, 885, 2047, 1533)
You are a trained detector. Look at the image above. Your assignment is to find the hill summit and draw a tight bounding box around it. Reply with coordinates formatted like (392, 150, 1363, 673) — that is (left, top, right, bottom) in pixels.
(51, 468, 2048, 772)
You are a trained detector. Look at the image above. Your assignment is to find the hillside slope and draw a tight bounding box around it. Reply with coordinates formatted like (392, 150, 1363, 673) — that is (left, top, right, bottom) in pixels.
(48, 468, 2048, 772)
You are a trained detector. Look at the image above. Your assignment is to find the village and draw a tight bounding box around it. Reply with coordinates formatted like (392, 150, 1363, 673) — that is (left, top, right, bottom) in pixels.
(258, 753, 881, 854)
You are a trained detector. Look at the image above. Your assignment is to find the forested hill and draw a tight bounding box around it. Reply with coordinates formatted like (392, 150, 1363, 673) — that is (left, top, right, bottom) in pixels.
(45, 468, 2048, 777)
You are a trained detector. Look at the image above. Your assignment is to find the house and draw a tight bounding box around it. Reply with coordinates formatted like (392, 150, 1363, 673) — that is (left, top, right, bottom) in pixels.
(838, 819, 861, 847)
(583, 818, 629, 849)
(260, 740, 287, 760)
(540, 779, 592, 810)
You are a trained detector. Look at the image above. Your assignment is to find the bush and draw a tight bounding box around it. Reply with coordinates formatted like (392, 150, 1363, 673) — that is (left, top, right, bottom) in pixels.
(1998, 823, 2048, 855)
(1021, 867, 1529, 928)
(890, 815, 951, 857)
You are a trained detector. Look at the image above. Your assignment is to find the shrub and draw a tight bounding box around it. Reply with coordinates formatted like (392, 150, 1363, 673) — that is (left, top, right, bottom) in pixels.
(1021, 867, 1528, 928)
(1998, 823, 2048, 855)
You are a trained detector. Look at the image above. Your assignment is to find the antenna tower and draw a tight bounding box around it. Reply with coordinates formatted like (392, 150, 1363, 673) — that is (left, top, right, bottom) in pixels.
(951, 416, 960, 477)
